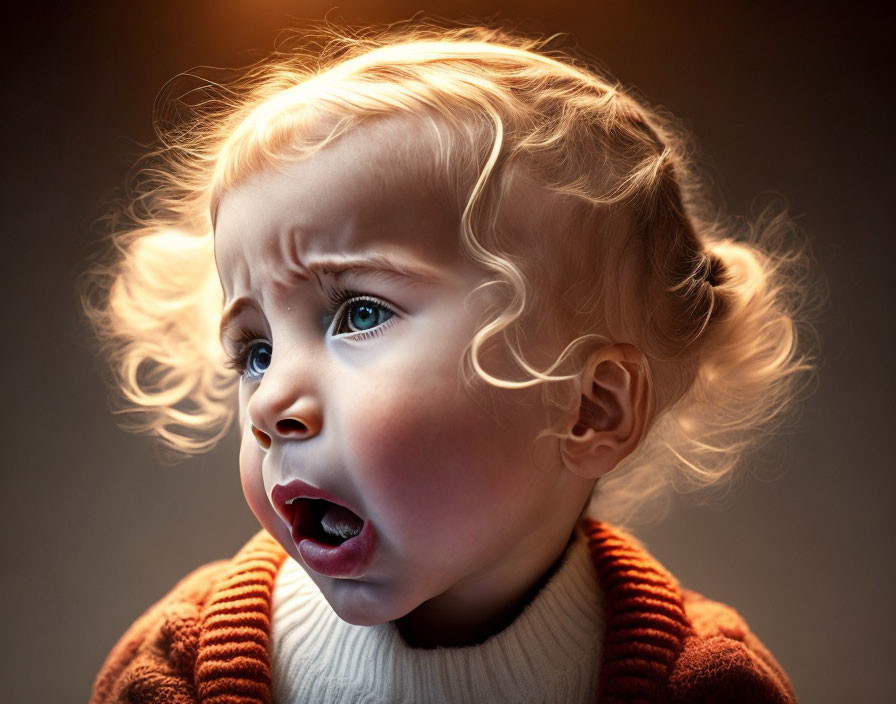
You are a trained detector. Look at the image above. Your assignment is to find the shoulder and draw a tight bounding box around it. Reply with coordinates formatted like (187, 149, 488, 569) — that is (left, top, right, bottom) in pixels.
(667, 589, 798, 704)
(88, 556, 231, 704)
(581, 519, 798, 703)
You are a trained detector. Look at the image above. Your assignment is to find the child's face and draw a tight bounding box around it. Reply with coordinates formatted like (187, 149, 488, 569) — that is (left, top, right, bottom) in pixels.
(214, 120, 591, 633)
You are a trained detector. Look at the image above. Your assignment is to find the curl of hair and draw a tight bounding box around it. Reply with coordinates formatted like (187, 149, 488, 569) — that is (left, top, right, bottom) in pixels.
(588, 207, 822, 524)
(82, 18, 821, 523)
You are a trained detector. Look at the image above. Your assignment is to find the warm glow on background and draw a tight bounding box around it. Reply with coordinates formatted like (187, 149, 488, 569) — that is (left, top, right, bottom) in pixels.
(1, 3, 890, 703)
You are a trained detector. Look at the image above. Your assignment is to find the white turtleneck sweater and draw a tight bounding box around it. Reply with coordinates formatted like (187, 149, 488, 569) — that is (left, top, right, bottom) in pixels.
(269, 527, 604, 703)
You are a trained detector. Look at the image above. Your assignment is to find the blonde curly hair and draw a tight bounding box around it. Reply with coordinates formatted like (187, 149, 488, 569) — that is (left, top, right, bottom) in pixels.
(82, 21, 820, 525)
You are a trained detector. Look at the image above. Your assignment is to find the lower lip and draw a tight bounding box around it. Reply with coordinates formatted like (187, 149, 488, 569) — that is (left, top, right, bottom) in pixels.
(293, 517, 377, 579)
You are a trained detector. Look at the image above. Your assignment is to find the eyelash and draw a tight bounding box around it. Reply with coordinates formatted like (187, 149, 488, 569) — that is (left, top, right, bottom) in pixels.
(223, 285, 398, 378)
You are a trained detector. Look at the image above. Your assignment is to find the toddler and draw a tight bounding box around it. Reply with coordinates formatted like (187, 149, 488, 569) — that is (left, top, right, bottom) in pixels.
(87, 22, 813, 704)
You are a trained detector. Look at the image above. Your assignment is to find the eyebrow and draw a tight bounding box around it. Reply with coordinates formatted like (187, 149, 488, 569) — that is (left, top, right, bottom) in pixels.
(300, 253, 444, 284)
(218, 253, 443, 341)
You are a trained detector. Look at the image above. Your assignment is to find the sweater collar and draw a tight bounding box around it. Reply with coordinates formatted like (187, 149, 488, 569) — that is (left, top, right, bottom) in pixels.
(583, 521, 694, 702)
(194, 519, 693, 704)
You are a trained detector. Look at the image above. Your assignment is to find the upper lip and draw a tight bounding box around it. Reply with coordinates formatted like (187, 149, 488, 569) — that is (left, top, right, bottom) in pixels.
(271, 479, 362, 527)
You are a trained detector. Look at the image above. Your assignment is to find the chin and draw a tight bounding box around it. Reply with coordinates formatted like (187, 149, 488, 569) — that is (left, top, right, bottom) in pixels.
(311, 573, 418, 627)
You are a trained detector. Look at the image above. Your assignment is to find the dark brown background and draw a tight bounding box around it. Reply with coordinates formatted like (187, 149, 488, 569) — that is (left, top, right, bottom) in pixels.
(1, 1, 892, 701)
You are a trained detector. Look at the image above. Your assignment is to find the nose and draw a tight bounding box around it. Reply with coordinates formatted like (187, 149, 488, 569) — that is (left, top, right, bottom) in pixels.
(246, 358, 323, 451)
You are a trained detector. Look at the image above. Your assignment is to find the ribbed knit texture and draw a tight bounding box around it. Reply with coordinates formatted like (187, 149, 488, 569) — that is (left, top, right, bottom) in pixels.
(269, 524, 604, 703)
(90, 518, 797, 703)
(194, 535, 287, 704)
(583, 521, 692, 704)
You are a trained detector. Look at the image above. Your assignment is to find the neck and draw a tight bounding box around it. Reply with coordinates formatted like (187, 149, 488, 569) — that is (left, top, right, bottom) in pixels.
(393, 530, 574, 649)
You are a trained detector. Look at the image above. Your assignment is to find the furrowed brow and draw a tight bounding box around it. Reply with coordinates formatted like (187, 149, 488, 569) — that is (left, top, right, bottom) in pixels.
(303, 254, 443, 285)
(218, 254, 442, 342)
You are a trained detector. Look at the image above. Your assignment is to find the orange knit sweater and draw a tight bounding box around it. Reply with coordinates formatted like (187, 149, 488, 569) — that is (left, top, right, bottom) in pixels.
(89, 520, 797, 703)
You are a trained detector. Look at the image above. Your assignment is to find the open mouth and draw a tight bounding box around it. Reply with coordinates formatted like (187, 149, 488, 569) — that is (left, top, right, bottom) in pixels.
(291, 498, 365, 547)
(273, 481, 377, 578)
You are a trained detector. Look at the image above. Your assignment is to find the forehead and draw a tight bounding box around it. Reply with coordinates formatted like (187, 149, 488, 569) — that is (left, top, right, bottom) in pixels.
(213, 117, 464, 296)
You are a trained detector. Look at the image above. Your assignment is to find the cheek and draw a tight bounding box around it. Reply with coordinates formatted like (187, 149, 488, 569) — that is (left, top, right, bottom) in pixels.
(238, 431, 270, 523)
(340, 366, 543, 536)
(237, 403, 281, 538)
(237, 388, 264, 518)
(238, 425, 298, 561)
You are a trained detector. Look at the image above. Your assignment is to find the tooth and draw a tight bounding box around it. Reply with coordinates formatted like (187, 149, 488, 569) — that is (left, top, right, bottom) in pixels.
(320, 505, 363, 540)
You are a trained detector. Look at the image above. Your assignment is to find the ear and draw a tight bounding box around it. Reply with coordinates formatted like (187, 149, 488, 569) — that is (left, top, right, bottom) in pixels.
(560, 343, 652, 480)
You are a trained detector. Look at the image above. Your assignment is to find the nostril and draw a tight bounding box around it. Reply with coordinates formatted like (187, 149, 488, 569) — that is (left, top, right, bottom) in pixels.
(276, 418, 309, 436)
(252, 425, 272, 450)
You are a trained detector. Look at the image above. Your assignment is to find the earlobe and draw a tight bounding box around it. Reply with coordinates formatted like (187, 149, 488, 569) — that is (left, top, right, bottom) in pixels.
(561, 344, 651, 480)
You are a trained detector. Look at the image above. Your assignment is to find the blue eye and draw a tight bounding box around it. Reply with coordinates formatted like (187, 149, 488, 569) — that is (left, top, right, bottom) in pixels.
(334, 297, 395, 335)
(245, 341, 272, 380)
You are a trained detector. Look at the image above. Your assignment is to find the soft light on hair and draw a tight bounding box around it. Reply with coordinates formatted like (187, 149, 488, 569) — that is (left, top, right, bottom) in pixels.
(82, 21, 820, 524)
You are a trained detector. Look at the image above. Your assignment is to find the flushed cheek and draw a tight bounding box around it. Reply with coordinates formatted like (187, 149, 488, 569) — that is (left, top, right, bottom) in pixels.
(341, 376, 538, 559)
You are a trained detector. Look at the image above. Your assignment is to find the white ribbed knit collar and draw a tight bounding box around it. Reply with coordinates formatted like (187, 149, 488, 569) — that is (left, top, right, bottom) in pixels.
(269, 526, 604, 704)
